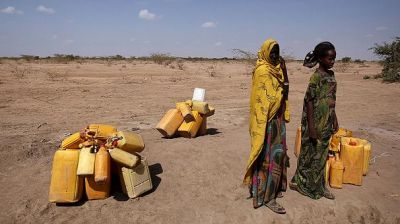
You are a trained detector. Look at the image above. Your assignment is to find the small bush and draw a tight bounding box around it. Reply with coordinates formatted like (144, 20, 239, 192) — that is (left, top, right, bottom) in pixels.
(150, 53, 173, 65)
(21, 55, 40, 61)
(370, 37, 400, 82)
(354, 59, 364, 64)
(341, 57, 352, 63)
(363, 75, 370, 79)
(176, 60, 184, 70)
(232, 49, 256, 65)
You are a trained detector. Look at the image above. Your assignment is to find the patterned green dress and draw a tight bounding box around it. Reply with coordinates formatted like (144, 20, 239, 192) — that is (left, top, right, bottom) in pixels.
(291, 69, 337, 199)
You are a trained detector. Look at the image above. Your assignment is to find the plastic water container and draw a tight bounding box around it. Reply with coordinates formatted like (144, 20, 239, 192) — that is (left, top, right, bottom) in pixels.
(192, 88, 205, 102)
(176, 102, 194, 122)
(324, 154, 335, 186)
(94, 146, 111, 183)
(61, 132, 85, 149)
(85, 175, 110, 200)
(341, 137, 364, 185)
(178, 111, 203, 138)
(330, 153, 344, 189)
(77, 147, 95, 176)
(359, 139, 372, 176)
(49, 150, 83, 203)
(118, 157, 153, 199)
(192, 101, 210, 114)
(115, 131, 145, 153)
(156, 109, 184, 138)
(109, 148, 140, 168)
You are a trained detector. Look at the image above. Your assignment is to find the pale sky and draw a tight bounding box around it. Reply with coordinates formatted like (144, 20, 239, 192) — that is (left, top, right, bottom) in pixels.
(1, 0, 399, 60)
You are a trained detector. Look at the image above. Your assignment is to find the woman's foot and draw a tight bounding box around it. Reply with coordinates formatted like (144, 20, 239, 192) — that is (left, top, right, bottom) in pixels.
(276, 192, 284, 198)
(323, 188, 335, 200)
(265, 199, 286, 214)
(289, 181, 299, 191)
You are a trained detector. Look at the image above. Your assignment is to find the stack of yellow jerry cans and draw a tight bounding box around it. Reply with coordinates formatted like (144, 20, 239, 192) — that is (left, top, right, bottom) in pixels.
(294, 127, 372, 189)
(49, 124, 153, 204)
(156, 88, 215, 138)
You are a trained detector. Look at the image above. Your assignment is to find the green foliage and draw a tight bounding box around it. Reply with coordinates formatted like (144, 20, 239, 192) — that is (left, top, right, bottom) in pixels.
(341, 57, 352, 63)
(370, 37, 400, 82)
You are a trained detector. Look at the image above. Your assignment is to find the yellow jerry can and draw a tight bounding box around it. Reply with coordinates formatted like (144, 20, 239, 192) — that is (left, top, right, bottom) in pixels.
(329, 128, 353, 152)
(330, 153, 344, 189)
(94, 147, 111, 183)
(324, 154, 335, 186)
(49, 150, 83, 203)
(118, 158, 153, 199)
(178, 111, 203, 138)
(86, 124, 117, 140)
(192, 101, 210, 114)
(77, 147, 95, 176)
(115, 131, 145, 153)
(341, 137, 364, 186)
(176, 102, 194, 122)
(156, 109, 184, 138)
(109, 148, 140, 168)
(198, 116, 207, 136)
(61, 132, 85, 149)
(85, 175, 110, 200)
(359, 139, 372, 176)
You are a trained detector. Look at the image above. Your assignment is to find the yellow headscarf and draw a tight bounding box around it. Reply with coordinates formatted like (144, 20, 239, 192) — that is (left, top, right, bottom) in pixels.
(243, 38, 290, 185)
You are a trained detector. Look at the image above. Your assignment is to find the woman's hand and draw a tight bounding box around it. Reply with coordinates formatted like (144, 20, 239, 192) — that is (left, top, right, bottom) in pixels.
(279, 56, 286, 71)
(332, 110, 339, 133)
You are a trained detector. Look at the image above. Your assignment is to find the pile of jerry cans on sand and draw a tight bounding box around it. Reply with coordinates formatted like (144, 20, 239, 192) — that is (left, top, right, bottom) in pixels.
(294, 127, 372, 189)
(49, 124, 153, 203)
(156, 88, 215, 138)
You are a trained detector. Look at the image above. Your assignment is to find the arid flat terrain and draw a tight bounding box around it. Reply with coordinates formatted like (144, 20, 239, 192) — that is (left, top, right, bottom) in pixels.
(0, 59, 399, 223)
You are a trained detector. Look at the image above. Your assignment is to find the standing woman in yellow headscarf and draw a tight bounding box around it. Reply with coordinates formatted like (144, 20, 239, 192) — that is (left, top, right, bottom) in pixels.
(243, 39, 290, 214)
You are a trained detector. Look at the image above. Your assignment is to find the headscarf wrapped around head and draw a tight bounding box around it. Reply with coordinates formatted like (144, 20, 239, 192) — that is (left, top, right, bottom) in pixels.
(255, 38, 283, 82)
(303, 41, 335, 68)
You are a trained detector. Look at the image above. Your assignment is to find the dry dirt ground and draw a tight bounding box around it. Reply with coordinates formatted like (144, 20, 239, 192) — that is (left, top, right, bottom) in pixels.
(0, 59, 399, 224)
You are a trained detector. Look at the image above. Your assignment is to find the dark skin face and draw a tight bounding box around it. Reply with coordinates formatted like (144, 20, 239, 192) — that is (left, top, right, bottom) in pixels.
(318, 49, 336, 71)
(269, 44, 280, 65)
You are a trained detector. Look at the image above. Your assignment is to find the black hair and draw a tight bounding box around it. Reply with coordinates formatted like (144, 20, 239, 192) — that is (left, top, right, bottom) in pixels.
(303, 41, 335, 68)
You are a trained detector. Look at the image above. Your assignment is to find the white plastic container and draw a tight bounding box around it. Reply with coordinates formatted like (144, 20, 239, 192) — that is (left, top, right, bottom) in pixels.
(192, 88, 205, 102)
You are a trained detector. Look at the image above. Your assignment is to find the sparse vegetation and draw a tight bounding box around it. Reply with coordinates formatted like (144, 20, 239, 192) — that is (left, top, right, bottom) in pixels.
(354, 59, 364, 64)
(363, 75, 370, 79)
(370, 37, 400, 82)
(341, 57, 352, 63)
(232, 49, 256, 65)
(176, 60, 184, 70)
(11, 66, 29, 79)
(149, 53, 174, 65)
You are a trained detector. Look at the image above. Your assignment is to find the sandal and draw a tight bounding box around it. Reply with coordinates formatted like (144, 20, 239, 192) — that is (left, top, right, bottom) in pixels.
(323, 188, 335, 200)
(265, 199, 286, 214)
(276, 192, 284, 198)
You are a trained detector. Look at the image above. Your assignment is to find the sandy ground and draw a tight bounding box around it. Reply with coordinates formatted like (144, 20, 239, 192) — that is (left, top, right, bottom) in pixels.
(0, 59, 399, 224)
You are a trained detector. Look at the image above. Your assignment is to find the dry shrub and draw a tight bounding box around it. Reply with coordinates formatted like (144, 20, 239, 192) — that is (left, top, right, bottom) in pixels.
(334, 62, 349, 73)
(150, 53, 174, 65)
(176, 59, 184, 70)
(206, 65, 216, 77)
(11, 66, 29, 79)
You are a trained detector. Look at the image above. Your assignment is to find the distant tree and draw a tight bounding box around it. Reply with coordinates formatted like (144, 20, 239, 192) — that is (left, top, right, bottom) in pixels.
(341, 57, 352, 63)
(370, 37, 400, 82)
(231, 48, 256, 65)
